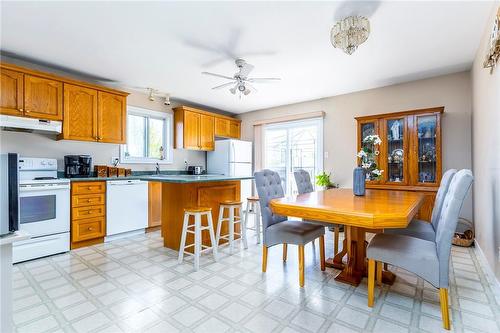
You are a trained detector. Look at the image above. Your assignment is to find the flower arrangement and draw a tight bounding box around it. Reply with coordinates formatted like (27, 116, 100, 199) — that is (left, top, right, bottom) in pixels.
(357, 134, 384, 180)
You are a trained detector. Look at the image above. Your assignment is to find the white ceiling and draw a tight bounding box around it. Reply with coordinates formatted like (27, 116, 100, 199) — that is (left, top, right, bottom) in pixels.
(0, 1, 493, 114)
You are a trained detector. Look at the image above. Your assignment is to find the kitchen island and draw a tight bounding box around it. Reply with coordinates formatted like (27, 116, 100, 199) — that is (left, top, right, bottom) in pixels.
(146, 175, 254, 251)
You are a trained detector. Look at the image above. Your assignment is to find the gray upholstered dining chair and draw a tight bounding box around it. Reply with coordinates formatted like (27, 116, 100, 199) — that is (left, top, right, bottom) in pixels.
(254, 169, 326, 287)
(366, 169, 473, 330)
(385, 169, 457, 241)
(293, 169, 342, 256)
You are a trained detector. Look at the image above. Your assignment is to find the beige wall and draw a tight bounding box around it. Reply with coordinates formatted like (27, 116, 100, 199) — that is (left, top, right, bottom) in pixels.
(471, 3, 500, 279)
(0, 57, 208, 171)
(238, 71, 473, 220)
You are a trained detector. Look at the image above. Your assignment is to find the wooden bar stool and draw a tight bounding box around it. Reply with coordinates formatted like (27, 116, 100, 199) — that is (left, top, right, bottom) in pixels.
(178, 207, 218, 271)
(216, 200, 247, 252)
(243, 196, 262, 244)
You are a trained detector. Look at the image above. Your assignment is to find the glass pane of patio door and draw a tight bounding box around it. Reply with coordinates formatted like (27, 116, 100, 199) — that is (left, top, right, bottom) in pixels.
(264, 118, 323, 196)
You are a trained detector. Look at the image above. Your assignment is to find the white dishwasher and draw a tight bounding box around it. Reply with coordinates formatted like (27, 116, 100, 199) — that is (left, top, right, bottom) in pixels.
(106, 179, 148, 240)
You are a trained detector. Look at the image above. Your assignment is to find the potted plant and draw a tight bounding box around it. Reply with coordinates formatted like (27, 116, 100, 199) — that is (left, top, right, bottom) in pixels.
(316, 171, 338, 190)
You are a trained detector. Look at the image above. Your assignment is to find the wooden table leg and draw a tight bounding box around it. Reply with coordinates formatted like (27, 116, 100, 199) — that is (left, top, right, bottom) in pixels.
(334, 226, 365, 286)
(326, 238, 347, 269)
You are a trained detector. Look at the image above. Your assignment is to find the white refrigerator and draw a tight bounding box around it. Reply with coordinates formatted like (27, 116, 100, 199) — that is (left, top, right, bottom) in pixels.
(207, 139, 253, 201)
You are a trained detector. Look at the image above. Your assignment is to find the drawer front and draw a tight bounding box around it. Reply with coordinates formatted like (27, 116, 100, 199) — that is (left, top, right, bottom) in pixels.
(72, 205, 105, 220)
(72, 216, 105, 242)
(72, 193, 105, 207)
(72, 181, 106, 195)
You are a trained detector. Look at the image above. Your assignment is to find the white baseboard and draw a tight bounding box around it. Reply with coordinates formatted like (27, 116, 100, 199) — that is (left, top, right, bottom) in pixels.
(473, 241, 500, 292)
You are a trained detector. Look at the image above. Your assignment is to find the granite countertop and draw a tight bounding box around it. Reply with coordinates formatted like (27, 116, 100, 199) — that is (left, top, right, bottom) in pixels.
(67, 174, 254, 183)
(141, 174, 254, 183)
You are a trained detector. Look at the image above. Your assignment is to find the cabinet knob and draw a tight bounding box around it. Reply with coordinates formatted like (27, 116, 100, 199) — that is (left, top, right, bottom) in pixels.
(88, 227, 93, 231)
(98, 136, 103, 140)
(87, 199, 91, 203)
(24, 109, 30, 113)
(88, 210, 92, 214)
(88, 186, 92, 190)
(18, 108, 24, 112)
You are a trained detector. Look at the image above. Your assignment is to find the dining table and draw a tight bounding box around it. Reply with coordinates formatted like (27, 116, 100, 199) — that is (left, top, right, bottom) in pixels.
(270, 188, 425, 286)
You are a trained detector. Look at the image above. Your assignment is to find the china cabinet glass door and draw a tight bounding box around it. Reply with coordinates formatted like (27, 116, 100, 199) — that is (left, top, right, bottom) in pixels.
(416, 114, 439, 184)
(359, 121, 379, 181)
(386, 118, 406, 183)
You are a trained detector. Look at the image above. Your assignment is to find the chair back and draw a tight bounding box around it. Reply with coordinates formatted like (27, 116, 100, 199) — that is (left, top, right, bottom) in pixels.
(435, 169, 473, 287)
(294, 169, 314, 194)
(254, 170, 287, 232)
(430, 169, 457, 230)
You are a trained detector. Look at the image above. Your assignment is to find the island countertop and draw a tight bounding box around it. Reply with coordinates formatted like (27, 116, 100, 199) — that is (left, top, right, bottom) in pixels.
(66, 174, 254, 183)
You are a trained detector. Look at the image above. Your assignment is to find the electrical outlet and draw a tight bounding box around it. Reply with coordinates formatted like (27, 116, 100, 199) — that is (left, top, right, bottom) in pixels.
(111, 157, 119, 165)
(324, 151, 329, 159)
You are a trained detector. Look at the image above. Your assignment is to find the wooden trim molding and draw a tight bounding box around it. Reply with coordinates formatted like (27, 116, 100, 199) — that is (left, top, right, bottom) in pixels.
(253, 111, 325, 126)
(355, 106, 444, 121)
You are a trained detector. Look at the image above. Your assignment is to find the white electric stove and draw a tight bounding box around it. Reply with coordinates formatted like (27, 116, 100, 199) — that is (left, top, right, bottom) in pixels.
(13, 157, 70, 263)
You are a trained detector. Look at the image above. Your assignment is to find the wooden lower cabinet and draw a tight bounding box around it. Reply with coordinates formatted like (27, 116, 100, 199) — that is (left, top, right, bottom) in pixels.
(71, 181, 106, 249)
(72, 217, 105, 243)
(161, 181, 241, 250)
(148, 182, 162, 229)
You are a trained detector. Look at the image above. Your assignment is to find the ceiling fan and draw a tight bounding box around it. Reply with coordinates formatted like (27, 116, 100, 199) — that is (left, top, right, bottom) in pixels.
(202, 58, 280, 98)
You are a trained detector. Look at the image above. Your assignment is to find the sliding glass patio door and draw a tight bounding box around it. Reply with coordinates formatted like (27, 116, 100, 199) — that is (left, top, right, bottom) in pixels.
(263, 118, 323, 196)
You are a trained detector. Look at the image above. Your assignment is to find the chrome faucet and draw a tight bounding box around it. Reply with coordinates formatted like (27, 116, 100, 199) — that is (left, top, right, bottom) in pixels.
(155, 163, 160, 175)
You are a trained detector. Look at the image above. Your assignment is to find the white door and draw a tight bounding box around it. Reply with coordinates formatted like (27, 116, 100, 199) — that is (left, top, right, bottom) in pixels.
(263, 118, 323, 196)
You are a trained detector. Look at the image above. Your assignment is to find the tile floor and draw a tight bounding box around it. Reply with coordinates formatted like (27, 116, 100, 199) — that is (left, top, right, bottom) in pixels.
(11, 230, 500, 333)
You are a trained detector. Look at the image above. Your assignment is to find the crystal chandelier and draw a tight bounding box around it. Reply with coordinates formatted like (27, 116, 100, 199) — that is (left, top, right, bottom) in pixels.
(331, 16, 370, 55)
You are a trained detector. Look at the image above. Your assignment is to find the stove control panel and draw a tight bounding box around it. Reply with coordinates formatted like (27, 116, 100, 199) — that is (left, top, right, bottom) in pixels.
(19, 157, 58, 171)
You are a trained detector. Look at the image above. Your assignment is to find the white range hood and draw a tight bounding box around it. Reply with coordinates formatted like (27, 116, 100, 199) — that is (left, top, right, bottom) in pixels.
(0, 115, 62, 134)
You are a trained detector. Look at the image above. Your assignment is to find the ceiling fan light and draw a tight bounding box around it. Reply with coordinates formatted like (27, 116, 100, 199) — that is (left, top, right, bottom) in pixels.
(243, 88, 251, 95)
(229, 87, 236, 94)
(238, 84, 246, 92)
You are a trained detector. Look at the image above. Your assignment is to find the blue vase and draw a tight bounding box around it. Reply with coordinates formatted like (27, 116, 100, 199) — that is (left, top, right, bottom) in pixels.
(353, 167, 366, 196)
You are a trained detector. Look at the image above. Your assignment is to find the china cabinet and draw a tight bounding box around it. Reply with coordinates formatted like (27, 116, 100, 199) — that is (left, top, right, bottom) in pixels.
(355, 107, 444, 221)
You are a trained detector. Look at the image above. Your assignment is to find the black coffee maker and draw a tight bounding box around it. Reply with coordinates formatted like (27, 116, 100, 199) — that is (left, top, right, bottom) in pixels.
(64, 155, 92, 178)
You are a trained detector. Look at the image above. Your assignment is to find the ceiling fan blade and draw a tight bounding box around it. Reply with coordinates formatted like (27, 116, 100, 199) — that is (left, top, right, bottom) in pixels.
(239, 62, 254, 78)
(246, 83, 258, 92)
(212, 82, 236, 90)
(246, 77, 281, 82)
(202, 72, 235, 80)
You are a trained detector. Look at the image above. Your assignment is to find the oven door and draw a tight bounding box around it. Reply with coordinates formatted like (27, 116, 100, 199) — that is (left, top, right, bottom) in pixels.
(19, 184, 70, 237)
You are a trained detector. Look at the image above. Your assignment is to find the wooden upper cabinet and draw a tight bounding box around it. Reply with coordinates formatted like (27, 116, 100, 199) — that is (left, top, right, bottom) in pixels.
(61, 84, 98, 142)
(229, 120, 241, 139)
(215, 117, 241, 139)
(0, 68, 24, 116)
(183, 110, 201, 150)
(200, 114, 215, 150)
(174, 106, 239, 151)
(24, 75, 63, 120)
(215, 117, 230, 137)
(97, 92, 126, 143)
